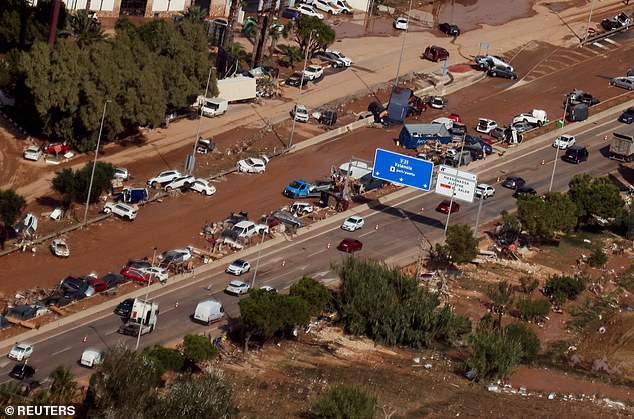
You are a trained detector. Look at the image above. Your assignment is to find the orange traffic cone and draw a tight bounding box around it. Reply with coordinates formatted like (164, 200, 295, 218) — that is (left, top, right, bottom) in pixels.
(541, 159, 545, 165)
(375, 224, 379, 230)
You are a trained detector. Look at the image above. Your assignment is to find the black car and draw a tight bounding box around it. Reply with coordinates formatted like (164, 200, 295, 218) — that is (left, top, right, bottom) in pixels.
(502, 176, 526, 189)
(9, 364, 35, 380)
(101, 273, 125, 288)
(313, 51, 345, 68)
(618, 107, 634, 124)
(114, 298, 135, 317)
(285, 72, 308, 87)
(513, 185, 537, 198)
(562, 145, 589, 164)
(487, 65, 517, 80)
(59, 276, 94, 298)
(601, 12, 630, 31)
(439, 22, 460, 36)
(40, 294, 72, 307)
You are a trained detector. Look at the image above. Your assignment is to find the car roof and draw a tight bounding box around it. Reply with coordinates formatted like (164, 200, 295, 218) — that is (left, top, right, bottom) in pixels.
(347, 215, 362, 221)
(229, 280, 246, 286)
(233, 259, 248, 264)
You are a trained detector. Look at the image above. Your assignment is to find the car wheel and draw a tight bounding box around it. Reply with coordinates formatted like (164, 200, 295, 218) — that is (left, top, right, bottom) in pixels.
(166, 186, 172, 191)
(511, 75, 517, 80)
(537, 121, 543, 127)
(491, 71, 497, 77)
(206, 190, 212, 196)
(104, 207, 112, 214)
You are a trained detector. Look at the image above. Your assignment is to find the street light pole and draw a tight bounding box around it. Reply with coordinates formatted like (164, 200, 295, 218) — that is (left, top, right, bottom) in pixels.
(549, 98, 569, 192)
(190, 67, 213, 175)
(394, 0, 414, 87)
(250, 219, 269, 289)
(136, 247, 157, 351)
(82, 99, 110, 228)
(583, 0, 596, 44)
(288, 30, 314, 149)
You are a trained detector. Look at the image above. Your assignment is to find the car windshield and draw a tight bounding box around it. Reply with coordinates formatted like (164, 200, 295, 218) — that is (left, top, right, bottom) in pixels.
(15, 345, 28, 352)
(230, 281, 244, 287)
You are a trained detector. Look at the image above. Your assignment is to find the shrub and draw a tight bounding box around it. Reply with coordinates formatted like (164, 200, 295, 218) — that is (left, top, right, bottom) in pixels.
(543, 274, 585, 301)
(587, 245, 608, 268)
(183, 334, 218, 362)
(289, 276, 330, 317)
(516, 298, 550, 323)
(142, 346, 185, 375)
(505, 323, 540, 364)
(519, 276, 539, 294)
(311, 385, 377, 419)
(466, 325, 522, 381)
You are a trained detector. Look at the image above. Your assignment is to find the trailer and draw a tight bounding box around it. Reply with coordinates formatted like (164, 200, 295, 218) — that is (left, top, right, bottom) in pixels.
(609, 126, 634, 162)
(398, 124, 452, 149)
(216, 76, 257, 102)
(118, 299, 159, 336)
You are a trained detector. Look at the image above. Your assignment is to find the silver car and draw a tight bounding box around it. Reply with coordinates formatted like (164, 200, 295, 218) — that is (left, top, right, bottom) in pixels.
(610, 77, 634, 91)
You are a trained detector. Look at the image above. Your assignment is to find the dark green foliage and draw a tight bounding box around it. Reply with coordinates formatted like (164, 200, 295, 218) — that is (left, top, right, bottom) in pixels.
(183, 334, 218, 362)
(335, 258, 471, 348)
(294, 16, 336, 56)
(69, 10, 104, 46)
(519, 276, 539, 294)
(49, 366, 77, 404)
(587, 245, 608, 268)
(613, 205, 634, 239)
(149, 371, 236, 418)
(568, 174, 625, 223)
(282, 45, 302, 68)
(517, 192, 577, 239)
(311, 385, 377, 419)
(486, 280, 514, 326)
(466, 323, 522, 381)
(0, 0, 66, 52)
(143, 346, 185, 375)
(289, 276, 330, 316)
(505, 323, 540, 364)
(0, 188, 26, 227)
(543, 274, 586, 302)
(51, 161, 114, 208)
(436, 224, 478, 264)
(516, 298, 550, 323)
(568, 297, 605, 331)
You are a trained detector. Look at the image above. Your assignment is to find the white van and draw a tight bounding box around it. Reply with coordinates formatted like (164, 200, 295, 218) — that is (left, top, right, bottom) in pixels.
(193, 300, 224, 325)
(80, 349, 103, 368)
(200, 98, 228, 118)
(232, 221, 268, 238)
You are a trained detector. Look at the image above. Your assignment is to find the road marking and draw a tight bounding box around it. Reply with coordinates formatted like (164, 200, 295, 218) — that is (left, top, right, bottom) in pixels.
(591, 42, 609, 50)
(51, 346, 71, 356)
(603, 38, 619, 46)
(359, 230, 376, 238)
(105, 329, 118, 336)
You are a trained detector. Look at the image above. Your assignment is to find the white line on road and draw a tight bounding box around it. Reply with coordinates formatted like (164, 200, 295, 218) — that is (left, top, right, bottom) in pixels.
(603, 38, 619, 46)
(592, 42, 609, 50)
(51, 346, 71, 356)
(105, 330, 118, 336)
(359, 230, 376, 238)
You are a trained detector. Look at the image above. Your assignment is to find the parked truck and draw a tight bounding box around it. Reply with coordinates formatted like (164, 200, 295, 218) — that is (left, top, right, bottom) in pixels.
(114, 187, 148, 204)
(609, 126, 634, 162)
(284, 179, 333, 199)
(198, 97, 228, 118)
(118, 299, 159, 336)
(216, 76, 257, 102)
(193, 300, 224, 325)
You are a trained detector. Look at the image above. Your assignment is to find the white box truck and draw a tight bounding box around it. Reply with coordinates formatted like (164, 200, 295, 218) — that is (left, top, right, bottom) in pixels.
(118, 299, 159, 336)
(216, 76, 257, 103)
(193, 300, 224, 325)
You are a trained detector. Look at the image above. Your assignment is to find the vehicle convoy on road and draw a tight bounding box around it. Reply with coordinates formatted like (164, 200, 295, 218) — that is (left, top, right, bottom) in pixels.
(609, 126, 634, 161)
(117, 299, 159, 336)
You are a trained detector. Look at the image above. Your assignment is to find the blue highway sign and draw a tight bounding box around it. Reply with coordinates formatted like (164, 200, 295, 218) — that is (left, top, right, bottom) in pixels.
(372, 148, 434, 191)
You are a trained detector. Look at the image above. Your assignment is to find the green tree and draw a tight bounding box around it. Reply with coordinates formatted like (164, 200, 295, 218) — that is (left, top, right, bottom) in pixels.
(505, 322, 540, 364)
(587, 245, 608, 268)
(289, 276, 330, 316)
(568, 174, 625, 224)
(150, 371, 237, 418)
(0, 188, 26, 230)
(516, 298, 550, 323)
(486, 280, 515, 327)
(282, 45, 303, 68)
(516, 192, 577, 239)
(311, 385, 377, 419)
(183, 334, 218, 362)
(614, 204, 634, 239)
(181, 5, 207, 23)
(441, 224, 478, 264)
(543, 274, 585, 302)
(143, 346, 185, 375)
(294, 15, 336, 57)
(466, 322, 522, 381)
(49, 366, 77, 405)
(519, 276, 539, 294)
(51, 161, 114, 208)
(69, 10, 105, 46)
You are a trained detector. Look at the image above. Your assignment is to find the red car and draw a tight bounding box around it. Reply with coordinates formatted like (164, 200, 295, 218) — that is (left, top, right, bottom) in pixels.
(41, 141, 70, 155)
(86, 278, 108, 293)
(436, 200, 460, 214)
(337, 238, 363, 253)
(120, 266, 153, 284)
(448, 113, 462, 123)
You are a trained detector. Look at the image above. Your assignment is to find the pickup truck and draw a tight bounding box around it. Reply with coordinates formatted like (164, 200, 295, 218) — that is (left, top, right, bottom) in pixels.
(283, 179, 332, 199)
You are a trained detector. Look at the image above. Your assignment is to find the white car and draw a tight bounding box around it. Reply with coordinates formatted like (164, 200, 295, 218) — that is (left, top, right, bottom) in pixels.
(139, 266, 169, 282)
(23, 146, 42, 161)
(260, 285, 278, 293)
(476, 118, 497, 134)
(190, 178, 216, 196)
(164, 175, 195, 191)
(328, 50, 352, 67)
(147, 170, 182, 187)
(103, 202, 137, 221)
(314, 0, 341, 14)
(114, 167, 130, 181)
(8, 343, 33, 361)
(553, 134, 576, 149)
(297, 4, 324, 19)
(474, 183, 496, 199)
(290, 202, 314, 216)
(225, 280, 251, 295)
(237, 156, 270, 173)
(512, 110, 547, 127)
(393, 17, 408, 30)
(429, 96, 446, 109)
(302, 65, 324, 81)
(226, 259, 251, 276)
(291, 104, 309, 123)
(341, 215, 364, 231)
(50, 239, 70, 257)
(332, 0, 353, 14)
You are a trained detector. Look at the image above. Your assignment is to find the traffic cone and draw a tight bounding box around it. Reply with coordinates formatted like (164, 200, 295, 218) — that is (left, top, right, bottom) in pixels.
(82, 336, 87, 343)
(420, 207, 424, 213)
(281, 260, 286, 267)
(175, 301, 179, 309)
(326, 243, 331, 249)
(541, 159, 545, 165)
(375, 224, 379, 230)
(496, 176, 500, 182)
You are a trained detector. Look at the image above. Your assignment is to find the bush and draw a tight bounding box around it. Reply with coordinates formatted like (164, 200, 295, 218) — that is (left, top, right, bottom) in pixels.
(183, 334, 218, 362)
(543, 274, 585, 301)
(519, 276, 539, 294)
(516, 298, 550, 323)
(505, 323, 540, 364)
(444, 224, 479, 264)
(289, 276, 330, 317)
(311, 385, 377, 419)
(466, 325, 522, 381)
(587, 245, 608, 268)
(142, 346, 185, 375)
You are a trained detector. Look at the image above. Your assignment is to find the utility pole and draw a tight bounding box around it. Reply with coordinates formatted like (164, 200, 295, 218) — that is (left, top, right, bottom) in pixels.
(82, 99, 110, 228)
(288, 30, 314, 149)
(189, 68, 213, 175)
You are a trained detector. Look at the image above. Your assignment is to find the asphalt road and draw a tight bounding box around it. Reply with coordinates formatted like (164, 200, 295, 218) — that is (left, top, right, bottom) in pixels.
(0, 113, 629, 385)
